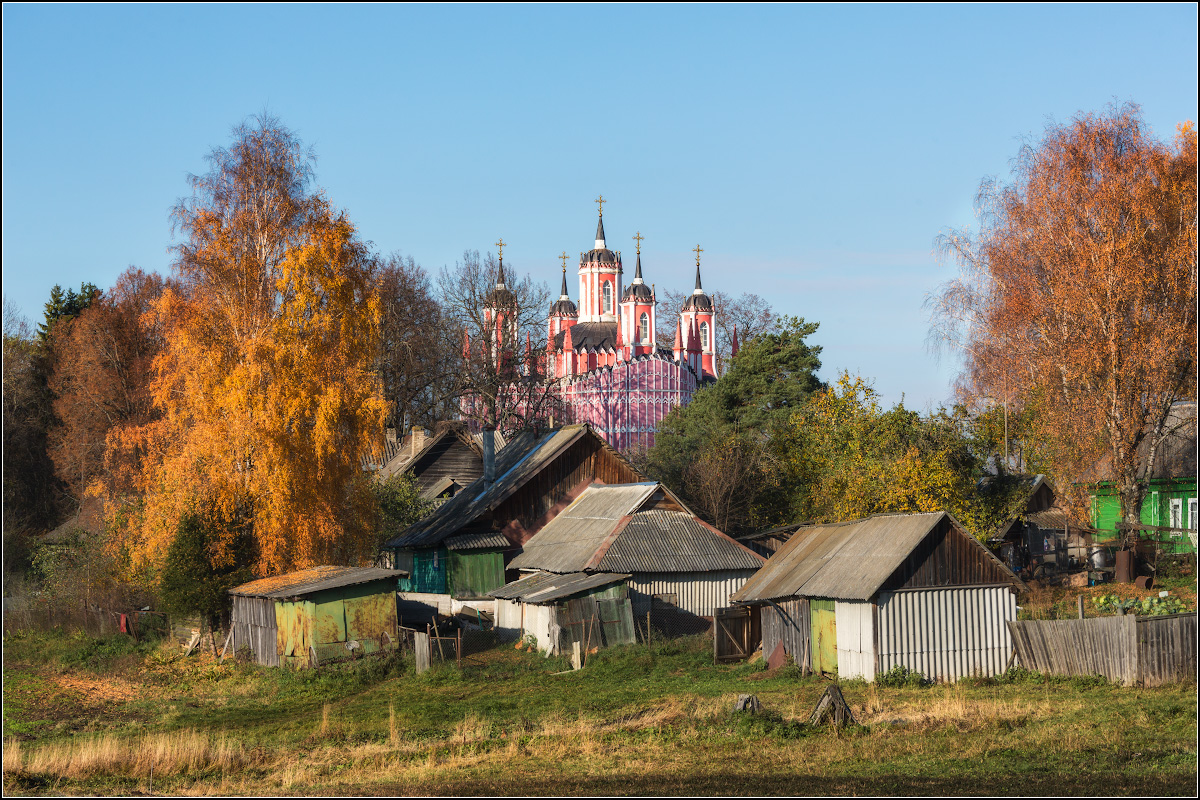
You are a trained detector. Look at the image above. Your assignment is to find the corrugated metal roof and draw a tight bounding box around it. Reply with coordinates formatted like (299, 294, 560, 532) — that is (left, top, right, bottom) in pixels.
(385, 426, 591, 549)
(731, 512, 956, 603)
(488, 570, 630, 603)
(229, 566, 406, 599)
(508, 484, 764, 574)
(508, 483, 658, 572)
(1027, 509, 1078, 531)
(598, 510, 765, 572)
(444, 531, 511, 551)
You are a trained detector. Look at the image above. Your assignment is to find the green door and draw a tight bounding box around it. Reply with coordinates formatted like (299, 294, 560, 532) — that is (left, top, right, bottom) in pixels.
(810, 599, 837, 675)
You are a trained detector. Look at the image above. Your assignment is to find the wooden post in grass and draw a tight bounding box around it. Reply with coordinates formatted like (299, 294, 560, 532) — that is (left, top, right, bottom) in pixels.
(647, 611, 652, 647)
(1078, 595, 1085, 619)
(457, 627, 462, 669)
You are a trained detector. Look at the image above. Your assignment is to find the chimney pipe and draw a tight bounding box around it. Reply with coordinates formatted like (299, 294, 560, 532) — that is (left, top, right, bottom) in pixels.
(483, 427, 496, 487)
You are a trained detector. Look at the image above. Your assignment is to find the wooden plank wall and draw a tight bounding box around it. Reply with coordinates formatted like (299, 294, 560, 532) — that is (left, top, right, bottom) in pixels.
(230, 595, 279, 667)
(884, 516, 1015, 590)
(1007, 613, 1197, 687)
(760, 598, 811, 672)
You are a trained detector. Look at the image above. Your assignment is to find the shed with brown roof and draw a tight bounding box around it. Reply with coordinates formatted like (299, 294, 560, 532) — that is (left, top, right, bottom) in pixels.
(229, 566, 406, 668)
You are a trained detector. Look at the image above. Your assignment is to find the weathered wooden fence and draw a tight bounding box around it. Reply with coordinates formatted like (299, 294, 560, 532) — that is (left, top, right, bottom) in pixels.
(1007, 612, 1196, 687)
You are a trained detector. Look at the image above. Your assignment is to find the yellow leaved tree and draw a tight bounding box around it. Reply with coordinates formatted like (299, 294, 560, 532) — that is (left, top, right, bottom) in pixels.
(108, 116, 385, 577)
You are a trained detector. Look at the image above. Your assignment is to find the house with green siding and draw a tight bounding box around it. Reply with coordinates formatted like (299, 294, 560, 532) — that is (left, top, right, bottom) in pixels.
(1088, 400, 1197, 553)
(383, 424, 647, 619)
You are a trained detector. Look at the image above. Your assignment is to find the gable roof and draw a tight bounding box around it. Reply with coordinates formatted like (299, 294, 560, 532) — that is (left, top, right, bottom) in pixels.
(731, 511, 1022, 604)
(508, 482, 765, 574)
(229, 566, 405, 600)
(384, 424, 636, 550)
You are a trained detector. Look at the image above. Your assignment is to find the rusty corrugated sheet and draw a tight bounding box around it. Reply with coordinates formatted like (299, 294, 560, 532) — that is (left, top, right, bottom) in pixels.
(230, 566, 406, 599)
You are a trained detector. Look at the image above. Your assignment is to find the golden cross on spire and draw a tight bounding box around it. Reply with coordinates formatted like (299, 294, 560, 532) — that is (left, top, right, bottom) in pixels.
(495, 237, 506, 262)
(693, 243, 703, 266)
(559, 251, 569, 271)
(595, 194, 605, 218)
(633, 231, 644, 254)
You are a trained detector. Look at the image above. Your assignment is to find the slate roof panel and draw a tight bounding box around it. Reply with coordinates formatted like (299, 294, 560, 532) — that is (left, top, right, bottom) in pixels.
(488, 571, 631, 603)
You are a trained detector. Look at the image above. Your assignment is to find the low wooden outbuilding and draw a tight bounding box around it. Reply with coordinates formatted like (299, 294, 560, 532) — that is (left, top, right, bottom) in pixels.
(229, 566, 406, 668)
(730, 511, 1025, 682)
(490, 571, 636, 654)
(494, 481, 764, 647)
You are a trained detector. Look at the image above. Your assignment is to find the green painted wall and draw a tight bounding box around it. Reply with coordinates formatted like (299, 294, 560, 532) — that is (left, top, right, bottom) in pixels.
(1090, 478, 1197, 553)
(447, 549, 506, 598)
(270, 579, 399, 667)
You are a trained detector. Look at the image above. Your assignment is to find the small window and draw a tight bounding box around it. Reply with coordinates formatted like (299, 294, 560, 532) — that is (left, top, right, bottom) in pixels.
(1190, 498, 1197, 531)
(603, 281, 613, 313)
(639, 313, 649, 343)
(699, 321, 709, 350)
(1170, 498, 1183, 531)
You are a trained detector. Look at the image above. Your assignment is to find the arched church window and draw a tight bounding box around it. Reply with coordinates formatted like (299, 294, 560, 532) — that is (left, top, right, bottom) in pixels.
(640, 313, 650, 343)
(700, 322, 709, 350)
(603, 281, 613, 313)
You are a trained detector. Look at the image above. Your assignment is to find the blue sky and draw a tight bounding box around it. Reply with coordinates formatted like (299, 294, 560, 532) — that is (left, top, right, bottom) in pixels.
(3, 3, 1195, 409)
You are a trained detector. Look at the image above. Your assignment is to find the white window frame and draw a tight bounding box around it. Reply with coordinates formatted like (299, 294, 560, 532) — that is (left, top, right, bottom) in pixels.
(1188, 498, 1197, 531)
(1169, 498, 1183, 533)
(603, 281, 613, 313)
(699, 321, 709, 350)
(639, 313, 649, 343)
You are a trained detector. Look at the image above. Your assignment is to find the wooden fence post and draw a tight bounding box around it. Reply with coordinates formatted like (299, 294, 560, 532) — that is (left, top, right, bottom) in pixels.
(1078, 595, 1085, 619)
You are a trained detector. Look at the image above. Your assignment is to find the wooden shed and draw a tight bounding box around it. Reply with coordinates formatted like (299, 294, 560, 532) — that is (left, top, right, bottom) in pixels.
(489, 571, 636, 655)
(499, 482, 764, 639)
(731, 512, 1025, 682)
(229, 566, 405, 668)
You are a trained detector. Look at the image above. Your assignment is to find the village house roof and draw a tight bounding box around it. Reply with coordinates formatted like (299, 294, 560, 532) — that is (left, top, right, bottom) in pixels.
(385, 424, 636, 551)
(229, 566, 406, 600)
(508, 482, 764, 574)
(488, 570, 631, 604)
(731, 511, 1023, 605)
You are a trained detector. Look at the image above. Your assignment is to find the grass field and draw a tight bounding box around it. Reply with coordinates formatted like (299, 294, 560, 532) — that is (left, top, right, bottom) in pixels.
(2, 627, 1196, 796)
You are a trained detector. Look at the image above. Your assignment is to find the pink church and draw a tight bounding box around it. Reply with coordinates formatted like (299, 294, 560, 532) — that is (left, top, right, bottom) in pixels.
(537, 207, 731, 450)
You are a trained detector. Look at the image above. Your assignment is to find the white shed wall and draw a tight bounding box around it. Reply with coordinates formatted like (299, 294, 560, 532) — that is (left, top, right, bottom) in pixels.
(834, 600, 876, 680)
(876, 586, 1017, 682)
(627, 571, 758, 617)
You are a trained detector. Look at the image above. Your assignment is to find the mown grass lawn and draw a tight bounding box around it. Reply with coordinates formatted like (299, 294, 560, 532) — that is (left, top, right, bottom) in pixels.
(2, 628, 1195, 796)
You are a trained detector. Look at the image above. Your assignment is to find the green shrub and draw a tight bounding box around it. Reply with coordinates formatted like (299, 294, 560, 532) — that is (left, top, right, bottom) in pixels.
(875, 664, 931, 688)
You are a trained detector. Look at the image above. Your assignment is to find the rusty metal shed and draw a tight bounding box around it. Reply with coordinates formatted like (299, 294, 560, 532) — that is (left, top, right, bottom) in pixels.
(730, 512, 1025, 682)
(229, 566, 406, 668)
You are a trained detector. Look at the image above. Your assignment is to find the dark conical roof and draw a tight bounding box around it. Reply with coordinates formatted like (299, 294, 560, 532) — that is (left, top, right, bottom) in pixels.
(682, 265, 713, 311)
(595, 215, 606, 245)
(551, 267, 577, 316)
(486, 258, 516, 306)
(620, 252, 653, 301)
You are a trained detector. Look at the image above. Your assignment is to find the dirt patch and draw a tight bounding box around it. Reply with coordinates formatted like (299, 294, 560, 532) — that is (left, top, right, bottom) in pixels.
(5, 668, 148, 740)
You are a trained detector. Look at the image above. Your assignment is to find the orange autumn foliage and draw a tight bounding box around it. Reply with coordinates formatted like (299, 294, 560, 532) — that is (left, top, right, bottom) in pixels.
(106, 117, 385, 577)
(932, 103, 1197, 524)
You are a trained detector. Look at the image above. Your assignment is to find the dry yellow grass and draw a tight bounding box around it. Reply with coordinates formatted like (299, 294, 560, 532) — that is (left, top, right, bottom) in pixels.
(3, 730, 250, 781)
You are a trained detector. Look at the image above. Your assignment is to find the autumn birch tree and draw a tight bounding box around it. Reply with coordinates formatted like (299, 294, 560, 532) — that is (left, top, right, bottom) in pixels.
(111, 116, 386, 576)
(930, 103, 1197, 526)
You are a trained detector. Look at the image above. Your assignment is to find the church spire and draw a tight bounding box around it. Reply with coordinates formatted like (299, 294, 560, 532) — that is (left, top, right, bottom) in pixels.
(594, 194, 606, 249)
(632, 231, 644, 284)
(692, 243, 704, 294)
